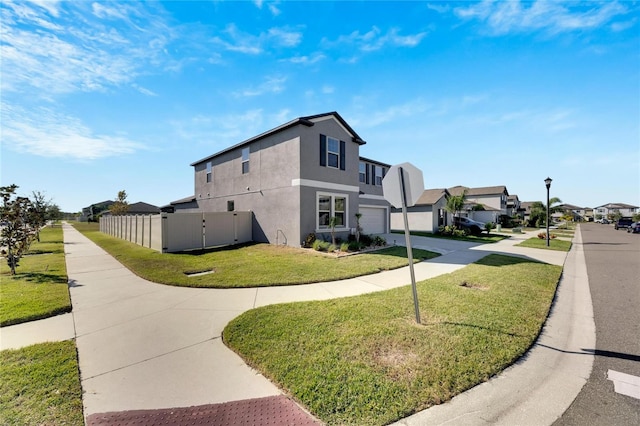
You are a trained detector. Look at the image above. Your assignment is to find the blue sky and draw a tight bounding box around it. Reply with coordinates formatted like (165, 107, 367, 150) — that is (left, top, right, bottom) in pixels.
(2, 0, 639, 212)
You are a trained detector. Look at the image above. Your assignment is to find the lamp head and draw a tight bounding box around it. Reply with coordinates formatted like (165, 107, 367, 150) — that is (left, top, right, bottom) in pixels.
(544, 177, 552, 189)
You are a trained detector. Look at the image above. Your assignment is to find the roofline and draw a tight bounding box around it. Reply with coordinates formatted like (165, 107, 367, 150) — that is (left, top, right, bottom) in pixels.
(190, 112, 365, 166)
(358, 156, 391, 168)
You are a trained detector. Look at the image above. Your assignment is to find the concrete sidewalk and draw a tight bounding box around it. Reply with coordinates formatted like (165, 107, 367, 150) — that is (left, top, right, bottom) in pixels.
(0, 225, 594, 425)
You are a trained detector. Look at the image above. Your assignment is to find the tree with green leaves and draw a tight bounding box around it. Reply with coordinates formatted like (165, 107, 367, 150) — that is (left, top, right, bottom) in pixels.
(30, 190, 51, 241)
(445, 190, 467, 228)
(0, 185, 36, 275)
(110, 190, 129, 216)
(528, 197, 563, 227)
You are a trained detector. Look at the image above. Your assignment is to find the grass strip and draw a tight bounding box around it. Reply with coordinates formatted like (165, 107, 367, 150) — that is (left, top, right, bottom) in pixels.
(0, 226, 71, 326)
(516, 237, 572, 251)
(224, 254, 562, 425)
(0, 341, 84, 425)
(392, 230, 507, 243)
(72, 223, 440, 288)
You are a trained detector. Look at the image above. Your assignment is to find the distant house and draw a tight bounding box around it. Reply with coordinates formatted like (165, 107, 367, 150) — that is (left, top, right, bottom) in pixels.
(557, 203, 591, 222)
(448, 185, 509, 224)
(390, 188, 450, 233)
(594, 203, 639, 219)
(166, 112, 391, 246)
(507, 194, 521, 217)
(125, 202, 160, 215)
(81, 200, 114, 222)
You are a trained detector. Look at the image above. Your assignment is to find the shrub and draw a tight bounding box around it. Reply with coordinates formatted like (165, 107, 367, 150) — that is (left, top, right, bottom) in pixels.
(328, 244, 337, 253)
(453, 229, 467, 237)
(537, 232, 545, 239)
(348, 241, 361, 251)
(340, 242, 350, 252)
(360, 234, 373, 247)
(313, 240, 331, 251)
(485, 222, 495, 233)
(304, 233, 316, 248)
(373, 236, 386, 246)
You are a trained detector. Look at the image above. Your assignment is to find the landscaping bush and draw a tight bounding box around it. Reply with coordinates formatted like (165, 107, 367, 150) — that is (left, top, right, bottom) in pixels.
(485, 222, 495, 233)
(327, 244, 337, 253)
(340, 242, 350, 252)
(359, 234, 373, 247)
(348, 241, 361, 251)
(303, 233, 316, 248)
(373, 236, 386, 246)
(537, 233, 557, 240)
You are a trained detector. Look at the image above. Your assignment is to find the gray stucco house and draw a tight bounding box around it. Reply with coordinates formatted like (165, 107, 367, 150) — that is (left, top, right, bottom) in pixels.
(167, 112, 391, 246)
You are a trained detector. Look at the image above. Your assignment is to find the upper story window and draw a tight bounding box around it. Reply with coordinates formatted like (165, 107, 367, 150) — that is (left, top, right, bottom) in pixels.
(241, 147, 250, 174)
(359, 162, 366, 183)
(319, 135, 345, 170)
(206, 162, 212, 183)
(374, 166, 384, 186)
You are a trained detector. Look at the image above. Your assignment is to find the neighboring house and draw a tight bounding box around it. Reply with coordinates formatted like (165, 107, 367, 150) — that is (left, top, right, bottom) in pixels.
(557, 203, 591, 221)
(80, 200, 114, 222)
(594, 203, 639, 219)
(166, 112, 391, 246)
(507, 194, 521, 217)
(520, 201, 536, 224)
(448, 185, 509, 224)
(390, 188, 450, 233)
(125, 202, 160, 215)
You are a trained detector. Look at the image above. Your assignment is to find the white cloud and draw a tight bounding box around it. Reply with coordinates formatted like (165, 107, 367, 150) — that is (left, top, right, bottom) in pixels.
(1, 1, 177, 96)
(1, 103, 145, 160)
(234, 76, 287, 97)
(212, 23, 302, 55)
(454, 0, 631, 35)
(286, 52, 326, 65)
(326, 26, 428, 55)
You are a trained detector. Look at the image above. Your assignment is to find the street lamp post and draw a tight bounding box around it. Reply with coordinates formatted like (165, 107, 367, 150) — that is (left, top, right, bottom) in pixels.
(545, 177, 552, 247)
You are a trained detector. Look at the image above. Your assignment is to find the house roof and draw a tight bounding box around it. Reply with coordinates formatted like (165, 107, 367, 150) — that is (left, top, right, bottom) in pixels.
(415, 188, 449, 205)
(168, 195, 197, 205)
(594, 202, 639, 209)
(190, 111, 366, 167)
(359, 156, 391, 168)
(127, 202, 160, 214)
(558, 203, 584, 211)
(448, 185, 509, 197)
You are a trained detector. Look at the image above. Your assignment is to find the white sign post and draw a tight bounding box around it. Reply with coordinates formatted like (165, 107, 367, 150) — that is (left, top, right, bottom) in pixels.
(382, 162, 424, 324)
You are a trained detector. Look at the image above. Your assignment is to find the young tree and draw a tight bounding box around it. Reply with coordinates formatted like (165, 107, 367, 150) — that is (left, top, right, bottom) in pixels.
(110, 190, 129, 216)
(528, 197, 563, 227)
(0, 185, 36, 275)
(445, 190, 467, 228)
(30, 190, 51, 241)
(329, 216, 338, 246)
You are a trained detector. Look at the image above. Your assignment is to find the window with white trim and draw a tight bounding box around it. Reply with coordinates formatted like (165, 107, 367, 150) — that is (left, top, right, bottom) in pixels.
(241, 147, 249, 174)
(206, 162, 212, 183)
(317, 193, 348, 229)
(359, 162, 366, 183)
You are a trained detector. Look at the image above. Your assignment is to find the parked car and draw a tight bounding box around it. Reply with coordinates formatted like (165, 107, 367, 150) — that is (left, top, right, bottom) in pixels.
(627, 222, 640, 233)
(595, 218, 610, 224)
(454, 217, 486, 235)
(614, 218, 633, 230)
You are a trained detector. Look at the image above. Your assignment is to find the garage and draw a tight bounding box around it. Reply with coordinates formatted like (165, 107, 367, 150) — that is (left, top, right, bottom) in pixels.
(359, 207, 387, 235)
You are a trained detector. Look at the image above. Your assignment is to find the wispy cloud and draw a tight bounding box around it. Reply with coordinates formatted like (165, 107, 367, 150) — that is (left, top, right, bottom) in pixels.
(326, 26, 428, 53)
(350, 99, 430, 129)
(285, 52, 326, 65)
(253, 0, 281, 17)
(212, 23, 302, 54)
(0, 1, 176, 96)
(454, 0, 631, 35)
(234, 76, 287, 97)
(2, 103, 145, 160)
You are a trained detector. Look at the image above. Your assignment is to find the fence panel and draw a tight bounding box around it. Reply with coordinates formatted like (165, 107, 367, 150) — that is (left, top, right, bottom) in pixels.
(100, 212, 252, 253)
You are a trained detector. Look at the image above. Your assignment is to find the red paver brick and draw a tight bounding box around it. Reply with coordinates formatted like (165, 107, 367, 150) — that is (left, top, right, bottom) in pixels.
(86, 395, 322, 426)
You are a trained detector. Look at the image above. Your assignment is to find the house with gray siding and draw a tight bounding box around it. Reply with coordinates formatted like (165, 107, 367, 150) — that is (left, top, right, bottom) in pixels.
(167, 112, 391, 246)
(390, 188, 450, 233)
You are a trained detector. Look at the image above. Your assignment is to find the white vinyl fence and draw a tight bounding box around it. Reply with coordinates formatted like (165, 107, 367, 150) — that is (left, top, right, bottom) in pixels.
(100, 212, 252, 253)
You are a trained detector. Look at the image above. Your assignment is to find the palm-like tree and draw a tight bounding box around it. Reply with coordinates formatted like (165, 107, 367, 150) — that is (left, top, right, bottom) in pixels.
(529, 197, 563, 227)
(445, 190, 467, 228)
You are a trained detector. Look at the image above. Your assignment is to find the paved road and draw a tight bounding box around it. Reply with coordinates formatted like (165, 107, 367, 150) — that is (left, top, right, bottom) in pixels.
(555, 223, 640, 426)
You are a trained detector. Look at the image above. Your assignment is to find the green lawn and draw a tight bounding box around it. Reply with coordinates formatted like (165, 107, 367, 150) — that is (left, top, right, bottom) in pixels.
(516, 237, 572, 251)
(73, 223, 440, 288)
(0, 226, 71, 326)
(0, 341, 84, 426)
(224, 254, 562, 425)
(392, 230, 508, 244)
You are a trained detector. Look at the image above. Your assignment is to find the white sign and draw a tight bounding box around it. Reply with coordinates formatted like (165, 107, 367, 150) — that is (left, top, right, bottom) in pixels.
(382, 162, 424, 208)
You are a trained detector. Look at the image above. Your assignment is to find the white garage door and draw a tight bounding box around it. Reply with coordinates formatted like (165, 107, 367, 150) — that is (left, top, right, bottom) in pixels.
(359, 207, 386, 235)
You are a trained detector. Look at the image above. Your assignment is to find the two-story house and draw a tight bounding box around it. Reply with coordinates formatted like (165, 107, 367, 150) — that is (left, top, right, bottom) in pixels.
(448, 185, 509, 224)
(166, 112, 391, 247)
(594, 203, 639, 220)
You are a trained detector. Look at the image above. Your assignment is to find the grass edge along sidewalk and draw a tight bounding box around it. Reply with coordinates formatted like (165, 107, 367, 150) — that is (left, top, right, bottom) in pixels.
(224, 253, 563, 426)
(72, 222, 440, 288)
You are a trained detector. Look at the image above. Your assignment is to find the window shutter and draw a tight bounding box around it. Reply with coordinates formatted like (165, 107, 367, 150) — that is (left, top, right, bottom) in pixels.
(382, 167, 386, 178)
(365, 164, 370, 184)
(319, 135, 326, 167)
(339, 140, 346, 170)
